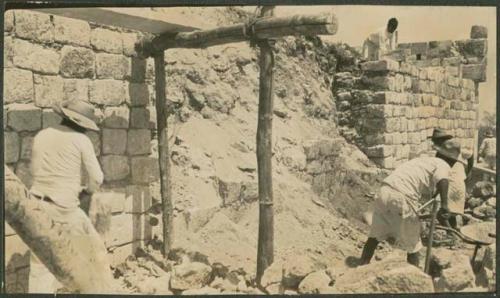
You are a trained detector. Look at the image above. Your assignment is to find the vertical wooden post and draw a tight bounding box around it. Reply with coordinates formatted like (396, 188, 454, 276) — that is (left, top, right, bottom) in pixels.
(153, 51, 173, 256)
(256, 6, 275, 284)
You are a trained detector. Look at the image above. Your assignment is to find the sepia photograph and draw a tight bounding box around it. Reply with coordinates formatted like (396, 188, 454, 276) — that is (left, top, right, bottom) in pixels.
(2, 2, 497, 295)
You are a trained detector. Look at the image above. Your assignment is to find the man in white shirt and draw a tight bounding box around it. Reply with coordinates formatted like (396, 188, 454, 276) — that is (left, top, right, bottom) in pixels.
(28, 99, 111, 293)
(359, 139, 464, 267)
(478, 130, 496, 170)
(362, 18, 399, 61)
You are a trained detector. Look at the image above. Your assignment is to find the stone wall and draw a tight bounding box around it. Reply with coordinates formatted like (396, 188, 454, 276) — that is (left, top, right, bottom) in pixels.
(3, 9, 160, 292)
(335, 27, 487, 169)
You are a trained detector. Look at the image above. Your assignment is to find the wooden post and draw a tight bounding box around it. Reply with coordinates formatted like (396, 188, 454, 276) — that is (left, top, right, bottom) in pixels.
(153, 51, 173, 256)
(424, 198, 439, 274)
(256, 6, 275, 285)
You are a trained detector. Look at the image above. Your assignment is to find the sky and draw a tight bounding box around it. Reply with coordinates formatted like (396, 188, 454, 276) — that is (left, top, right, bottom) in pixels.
(271, 5, 496, 119)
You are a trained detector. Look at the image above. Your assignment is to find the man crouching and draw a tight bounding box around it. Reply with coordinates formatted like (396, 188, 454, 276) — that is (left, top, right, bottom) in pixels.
(359, 139, 464, 267)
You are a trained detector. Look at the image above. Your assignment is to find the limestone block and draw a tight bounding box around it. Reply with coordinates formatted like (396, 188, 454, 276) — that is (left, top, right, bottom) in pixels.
(4, 68, 33, 104)
(462, 64, 486, 82)
(104, 213, 136, 247)
(91, 28, 123, 54)
(372, 156, 394, 169)
(446, 66, 460, 77)
(53, 15, 91, 47)
(442, 56, 461, 67)
(7, 104, 42, 132)
(63, 79, 89, 102)
(4, 131, 20, 163)
(361, 75, 397, 91)
(5, 10, 14, 32)
(89, 80, 127, 106)
(102, 106, 129, 128)
(41, 109, 62, 128)
(447, 76, 460, 87)
(385, 118, 400, 133)
(130, 157, 160, 184)
(361, 60, 399, 72)
(60, 46, 95, 78)
(12, 39, 59, 74)
(127, 129, 151, 155)
(4, 36, 14, 68)
(365, 145, 394, 158)
(403, 75, 412, 91)
(400, 118, 408, 131)
(398, 42, 428, 55)
(95, 53, 130, 80)
(85, 131, 101, 156)
(101, 155, 129, 181)
(122, 32, 140, 56)
(365, 104, 393, 118)
(20, 136, 34, 160)
(34, 75, 64, 108)
(127, 83, 149, 106)
(14, 10, 54, 43)
(130, 107, 150, 128)
(102, 129, 127, 154)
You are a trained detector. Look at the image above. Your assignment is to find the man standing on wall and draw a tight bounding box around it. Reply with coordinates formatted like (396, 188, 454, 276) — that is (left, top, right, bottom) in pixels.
(362, 17, 399, 61)
(358, 139, 464, 267)
(28, 99, 112, 293)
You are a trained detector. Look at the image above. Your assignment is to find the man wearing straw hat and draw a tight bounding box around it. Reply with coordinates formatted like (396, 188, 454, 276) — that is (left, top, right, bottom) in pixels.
(28, 99, 113, 293)
(358, 139, 465, 267)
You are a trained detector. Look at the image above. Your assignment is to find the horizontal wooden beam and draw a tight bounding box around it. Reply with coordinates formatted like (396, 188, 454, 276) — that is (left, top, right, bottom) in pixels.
(31, 8, 202, 34)
(137, 13, 337, 56)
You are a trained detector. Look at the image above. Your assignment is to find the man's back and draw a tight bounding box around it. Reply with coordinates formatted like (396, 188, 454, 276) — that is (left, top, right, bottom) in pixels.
(383, 156, 451, 205)
(31, 124, 102, 208)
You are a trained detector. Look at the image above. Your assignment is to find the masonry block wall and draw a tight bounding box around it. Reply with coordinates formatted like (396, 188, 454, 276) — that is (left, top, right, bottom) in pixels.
(3, 9, 161, 291)
(335, 27, 487, 169)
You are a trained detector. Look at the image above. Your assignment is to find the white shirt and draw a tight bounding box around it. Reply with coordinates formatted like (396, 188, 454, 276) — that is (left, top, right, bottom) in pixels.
(384, 156, 451, 206)
(30, 124, 103, 209)
(448, 162, 466, 213)
(362, 26, 398, 60)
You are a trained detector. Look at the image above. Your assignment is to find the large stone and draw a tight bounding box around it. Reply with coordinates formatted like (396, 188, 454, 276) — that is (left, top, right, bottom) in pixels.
(130, 157, 160, 184)
(462, 64, 486, 82)
(34, 75, 64, 108)
(483, 244, 495, 271)
(261, 254, 323, 289)
(435, 260, 475, 292)
(102, 129, 127, 154)
(40, 109, 62, 129)
(53, 15, 91, 47)
(361, 59, 399, 72)
(96, 53, 130, 79)
(85, 131, 101, 156)
(14, 10, 54, 43)
(170, 262, 213, 291)
(4, 68, 34, 104)
(127, 129, 151, 155)
(298, 270, 332, 294)
(91, 28, 123, 54)
(4, 36, 14, 68)
(4, 132, 20, 164)
(128, 83, 150, 106)
(122, 32, 140, 57)
(130, 108, 150, 128)
(102, 106, 129, 128)
(332, 256, 434, 294)
(5, 10, 14, 32)
(20, 136, 34, 160)
(60, 46, 95, 78)
(63, 79, 90, 102)
(101, 155, 130, 182)
(7, 104, 42, 132)
(89, 80, 127, 106)
(182, 287, 220, 295)
(12, 39, 59, 74)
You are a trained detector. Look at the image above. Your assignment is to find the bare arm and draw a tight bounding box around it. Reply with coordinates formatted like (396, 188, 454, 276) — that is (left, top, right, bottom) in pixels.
(81, 136, 104, 193)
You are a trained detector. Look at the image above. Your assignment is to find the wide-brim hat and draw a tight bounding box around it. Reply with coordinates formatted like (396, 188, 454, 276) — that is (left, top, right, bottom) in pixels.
(435, 139, 466, 164)
(53, 100, 99, 131)
(427, 128, 453, 141)
(484, 131, 494, 137)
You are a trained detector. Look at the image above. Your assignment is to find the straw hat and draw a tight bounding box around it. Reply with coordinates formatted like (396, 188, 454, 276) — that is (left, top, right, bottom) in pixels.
(435, 139, 465, 164)
(53, 100, 99, 131)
